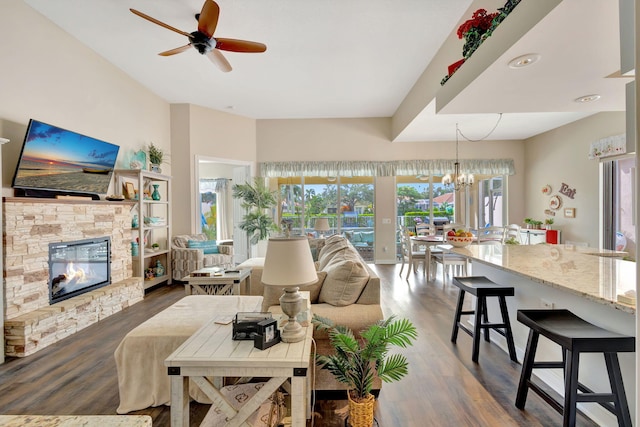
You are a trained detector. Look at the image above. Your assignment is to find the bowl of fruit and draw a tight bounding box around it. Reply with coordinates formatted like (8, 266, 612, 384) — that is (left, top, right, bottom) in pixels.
(447, 229, 474, 247)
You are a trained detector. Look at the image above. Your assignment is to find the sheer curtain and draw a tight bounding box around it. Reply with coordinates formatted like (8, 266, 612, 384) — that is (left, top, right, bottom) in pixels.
(199, 178, 231, 240)
(259, 159, 515, 178)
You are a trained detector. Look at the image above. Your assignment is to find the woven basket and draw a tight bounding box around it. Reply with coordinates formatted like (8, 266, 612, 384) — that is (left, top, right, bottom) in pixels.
(347, 392, 375, 427)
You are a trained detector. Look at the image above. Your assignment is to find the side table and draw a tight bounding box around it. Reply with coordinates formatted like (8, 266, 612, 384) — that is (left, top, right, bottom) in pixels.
(182, 268, 252, 296)
(165, 313, 313, 427)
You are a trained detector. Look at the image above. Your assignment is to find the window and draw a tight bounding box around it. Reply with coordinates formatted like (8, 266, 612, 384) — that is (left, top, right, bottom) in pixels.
(200, 190, 217, 240)
(276, 176, 375, 260)
(396, 176, 453, 232)
(279, 179, 304, 234)
(602, 156, 636, 260)
(477, 176, 504, 227)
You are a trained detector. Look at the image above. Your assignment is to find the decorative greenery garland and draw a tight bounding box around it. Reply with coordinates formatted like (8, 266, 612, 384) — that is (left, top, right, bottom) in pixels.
(441, 0, 522, 86)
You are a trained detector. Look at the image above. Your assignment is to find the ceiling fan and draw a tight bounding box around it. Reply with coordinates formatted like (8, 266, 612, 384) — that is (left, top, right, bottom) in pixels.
(130, 0, 266, 72)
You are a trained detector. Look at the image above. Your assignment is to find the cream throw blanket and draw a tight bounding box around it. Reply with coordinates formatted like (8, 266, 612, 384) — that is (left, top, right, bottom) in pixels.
(115, 295, 263, 414)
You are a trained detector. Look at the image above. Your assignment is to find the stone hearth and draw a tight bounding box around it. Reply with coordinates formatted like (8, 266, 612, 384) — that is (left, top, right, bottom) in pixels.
(3, 198, 143, 357)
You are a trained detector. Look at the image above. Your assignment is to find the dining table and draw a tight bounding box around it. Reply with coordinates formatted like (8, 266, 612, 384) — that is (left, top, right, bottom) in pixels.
(409, 235, 445, 279)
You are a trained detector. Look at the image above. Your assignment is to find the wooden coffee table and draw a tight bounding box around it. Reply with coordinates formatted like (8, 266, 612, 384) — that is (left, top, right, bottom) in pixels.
(182, 268, 251, 296)
(165, 314, 313, 427)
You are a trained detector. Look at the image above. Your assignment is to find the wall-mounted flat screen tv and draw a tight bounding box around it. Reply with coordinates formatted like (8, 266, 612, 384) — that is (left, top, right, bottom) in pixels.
(12, 119, 120, 198)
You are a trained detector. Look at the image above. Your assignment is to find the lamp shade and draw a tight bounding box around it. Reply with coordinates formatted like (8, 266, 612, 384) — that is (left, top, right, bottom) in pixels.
(314, 217, 330, 232)
(262, 237, 318, 288)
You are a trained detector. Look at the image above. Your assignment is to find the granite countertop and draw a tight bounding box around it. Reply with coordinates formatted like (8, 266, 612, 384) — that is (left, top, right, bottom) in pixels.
(0, 415, 152, 427)
(446, 244, 636, 314)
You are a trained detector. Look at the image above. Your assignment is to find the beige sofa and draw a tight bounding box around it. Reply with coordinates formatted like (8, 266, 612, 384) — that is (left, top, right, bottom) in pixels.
(171, 234, 233, 281)
(237, 235, 384, 395)
(237, 235, 383, 332)
(238, 235, 383, 333)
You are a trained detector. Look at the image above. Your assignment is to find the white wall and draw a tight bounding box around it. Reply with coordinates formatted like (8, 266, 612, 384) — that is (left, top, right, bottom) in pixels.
(524, 112, 626, 247)
(0, 0, 171, 197)
(170, 104, 256, 235)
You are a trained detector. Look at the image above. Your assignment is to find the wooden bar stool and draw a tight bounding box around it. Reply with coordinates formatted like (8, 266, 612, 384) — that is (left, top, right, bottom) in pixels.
(515, 309, 635, 427)
(451, 276, 517, 363)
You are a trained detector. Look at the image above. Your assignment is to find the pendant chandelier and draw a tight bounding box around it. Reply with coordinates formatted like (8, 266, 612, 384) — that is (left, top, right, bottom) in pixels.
(442, 123, 474, 191)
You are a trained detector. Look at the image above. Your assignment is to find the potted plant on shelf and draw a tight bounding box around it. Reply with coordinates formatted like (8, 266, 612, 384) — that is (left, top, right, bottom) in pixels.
(545, 218, 554, 230)
(147, 143, 164, 173)
(232, 177, 278, 245)
(312, 314, 417, 427)
(524, 218, 543, 230)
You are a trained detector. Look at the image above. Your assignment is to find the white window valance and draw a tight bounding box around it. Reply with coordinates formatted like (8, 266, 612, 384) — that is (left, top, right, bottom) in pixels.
(200, 178, 230, 193)
(259, 159, 515, 178)
(589, 134, 626, 160)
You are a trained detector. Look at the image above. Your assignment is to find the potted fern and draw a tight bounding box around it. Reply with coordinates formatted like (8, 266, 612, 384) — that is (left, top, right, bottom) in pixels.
(312, 314, 417, 427)
(147, 143, 164, 173)
(232, 177, 278, 246)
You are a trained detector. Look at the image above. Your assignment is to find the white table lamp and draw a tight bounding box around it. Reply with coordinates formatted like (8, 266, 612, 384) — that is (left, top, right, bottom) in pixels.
(314, 217, 331, 238)
(261, 237, 318, 343)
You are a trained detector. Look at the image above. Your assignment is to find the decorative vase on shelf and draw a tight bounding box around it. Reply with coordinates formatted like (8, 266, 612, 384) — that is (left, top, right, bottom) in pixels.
(131, 214, 139, 229)
(150, 164, 161, 173)
(151, 184, 161, 201)
(155, 260, 165, 277)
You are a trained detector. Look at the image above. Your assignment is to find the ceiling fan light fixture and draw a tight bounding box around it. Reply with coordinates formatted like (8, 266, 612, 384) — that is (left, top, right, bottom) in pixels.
(130, 0, 266, 73)
(508, 53, 541, 69)
(574, 94, 601, 103)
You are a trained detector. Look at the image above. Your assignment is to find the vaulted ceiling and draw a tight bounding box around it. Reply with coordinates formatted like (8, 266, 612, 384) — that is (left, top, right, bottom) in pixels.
(24, 0, 630, 142)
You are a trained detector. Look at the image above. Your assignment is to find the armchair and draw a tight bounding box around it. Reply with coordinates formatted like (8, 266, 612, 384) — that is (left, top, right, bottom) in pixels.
(171, 234, 233, 281)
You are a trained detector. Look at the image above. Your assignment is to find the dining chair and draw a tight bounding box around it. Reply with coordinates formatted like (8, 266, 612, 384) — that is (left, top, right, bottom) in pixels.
(477, 226, 506, 245)
(399, 229, 427, 279)
(504, 224, 522, 244)
(430, 223, 469, 283)
(415, 223, 435, 236)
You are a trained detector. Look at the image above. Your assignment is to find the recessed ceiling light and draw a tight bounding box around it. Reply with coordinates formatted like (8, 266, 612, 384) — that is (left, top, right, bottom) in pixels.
(574, 94, 601, 103)
(508, 53, 541, 69)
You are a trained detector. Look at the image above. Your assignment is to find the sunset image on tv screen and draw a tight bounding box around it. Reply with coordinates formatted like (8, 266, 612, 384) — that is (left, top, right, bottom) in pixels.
(13, 120, 120, 195)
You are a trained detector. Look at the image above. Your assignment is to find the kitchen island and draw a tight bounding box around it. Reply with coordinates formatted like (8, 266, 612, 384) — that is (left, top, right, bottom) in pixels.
(444, 244, 636, 427)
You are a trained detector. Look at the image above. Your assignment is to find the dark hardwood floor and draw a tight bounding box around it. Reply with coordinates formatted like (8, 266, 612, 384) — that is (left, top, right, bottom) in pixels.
(0, 264, 599, 426)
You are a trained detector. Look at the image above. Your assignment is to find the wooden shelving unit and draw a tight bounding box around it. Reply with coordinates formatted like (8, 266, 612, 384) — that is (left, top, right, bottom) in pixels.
(114, 169, 172, 289)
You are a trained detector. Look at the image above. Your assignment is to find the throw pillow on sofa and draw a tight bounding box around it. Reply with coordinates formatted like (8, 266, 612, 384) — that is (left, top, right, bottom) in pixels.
(319, 259, 369, 306)
(317, 240, 350, 270)
(261, 271, 327, 312)
(324, 234, 346, 246)
(187, 240, 219, 254)
(307, 237, 327, 262)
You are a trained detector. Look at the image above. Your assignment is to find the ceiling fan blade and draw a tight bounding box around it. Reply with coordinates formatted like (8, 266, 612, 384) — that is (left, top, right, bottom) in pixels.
(158, 45, 192, 56)
(197, 0, 220, 39)
(215, 38, 267, 53)
(207, 49, 232, 73)
(130, 8, 192, 38)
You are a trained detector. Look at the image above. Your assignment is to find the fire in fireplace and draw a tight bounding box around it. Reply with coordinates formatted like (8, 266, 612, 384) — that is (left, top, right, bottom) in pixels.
(49, 237, 111, 304)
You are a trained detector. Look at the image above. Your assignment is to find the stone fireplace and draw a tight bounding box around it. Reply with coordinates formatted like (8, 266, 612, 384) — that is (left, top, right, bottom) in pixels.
(48, 237, 111, 305)
(3, 198, 144, 357)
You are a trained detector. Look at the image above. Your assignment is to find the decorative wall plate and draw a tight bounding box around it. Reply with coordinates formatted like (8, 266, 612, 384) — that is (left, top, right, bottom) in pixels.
(541, 185, 552, 195)
(549, 195, 562, 210)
